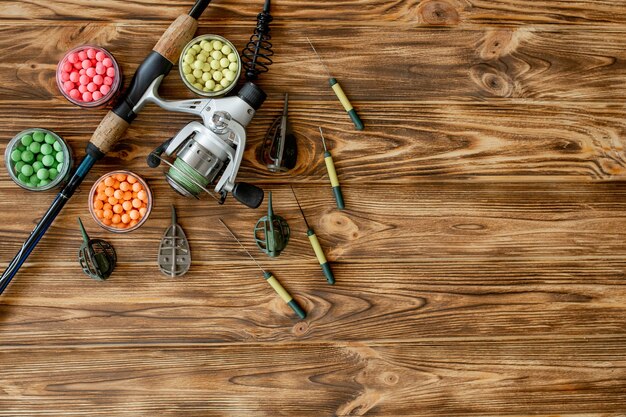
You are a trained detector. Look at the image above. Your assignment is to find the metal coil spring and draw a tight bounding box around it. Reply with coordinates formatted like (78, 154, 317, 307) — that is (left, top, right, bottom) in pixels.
(242, 6, 274, 81)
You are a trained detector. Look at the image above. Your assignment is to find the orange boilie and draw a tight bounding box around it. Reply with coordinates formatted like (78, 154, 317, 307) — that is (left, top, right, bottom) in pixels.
(91, 172, 149, 231)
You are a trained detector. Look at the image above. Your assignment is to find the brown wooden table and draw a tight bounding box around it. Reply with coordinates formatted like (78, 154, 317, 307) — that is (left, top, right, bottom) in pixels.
(1, 1, 626, 415)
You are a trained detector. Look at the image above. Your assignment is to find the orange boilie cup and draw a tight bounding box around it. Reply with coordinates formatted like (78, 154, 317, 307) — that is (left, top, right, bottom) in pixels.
(89, 170, 152, 233)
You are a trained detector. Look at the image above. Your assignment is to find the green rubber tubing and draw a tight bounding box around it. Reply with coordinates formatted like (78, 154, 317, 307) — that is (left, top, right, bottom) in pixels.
(320, 262, 335, 285)
(333, 186, 345, 210)
(288, 300, 307, 319)
(348, 109, 364, 131)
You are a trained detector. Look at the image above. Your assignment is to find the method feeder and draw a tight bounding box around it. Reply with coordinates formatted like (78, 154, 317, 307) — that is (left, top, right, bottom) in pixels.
(77, 217, 117, 281)
(0, 0, 267, 295)
(158, 205, 191, 278)
(254, 191, 290, 257)
(261, 93, 297, 172)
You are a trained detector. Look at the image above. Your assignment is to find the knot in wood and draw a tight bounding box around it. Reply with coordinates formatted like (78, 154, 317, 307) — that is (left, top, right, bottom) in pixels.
(479, 30, 517, 59)
(416, 0, 460, 26)
(470, 64, 514, 98)
(292, 320, 309, 336)
(323, 212, 359, 239)
(381, 371, 399, 386)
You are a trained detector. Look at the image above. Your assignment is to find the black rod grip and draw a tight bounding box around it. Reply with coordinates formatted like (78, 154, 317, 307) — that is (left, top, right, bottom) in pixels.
(189, 0, 212, 19)
(112, 52, 173, 123)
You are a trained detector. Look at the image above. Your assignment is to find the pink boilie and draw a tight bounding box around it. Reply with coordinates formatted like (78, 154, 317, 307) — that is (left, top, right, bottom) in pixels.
(59, 46, 117, 104)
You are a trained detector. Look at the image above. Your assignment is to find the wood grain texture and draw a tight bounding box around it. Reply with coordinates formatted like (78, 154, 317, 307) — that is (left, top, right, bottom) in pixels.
(3, 0, 626, 27)
(2, 24, 626, 103)
(2, 0, 626, 416)
(0, 184, 625, 346)
(1, 100, 625, 182)
(1, 338, 626, 416)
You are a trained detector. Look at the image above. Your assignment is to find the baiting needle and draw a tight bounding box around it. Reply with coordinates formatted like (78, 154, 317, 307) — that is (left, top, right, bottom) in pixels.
(319, 127, 345, 210)
(290, 186, 335, 285)
(306, 36, 364, 131)
(219, 218, 306, 319)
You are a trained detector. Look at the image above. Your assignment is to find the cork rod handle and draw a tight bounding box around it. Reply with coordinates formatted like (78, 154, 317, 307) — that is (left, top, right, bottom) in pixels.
(154, 14, 198, 64)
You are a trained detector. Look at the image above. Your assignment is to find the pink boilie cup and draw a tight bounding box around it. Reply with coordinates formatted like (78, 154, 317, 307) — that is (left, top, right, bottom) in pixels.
(57, 45, 121, 108)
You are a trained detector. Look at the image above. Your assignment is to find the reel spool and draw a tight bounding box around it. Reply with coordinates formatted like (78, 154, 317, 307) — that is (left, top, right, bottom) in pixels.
(254, 191, 290, 257)
(77, 218, 116, 281)
(261, 93, 297, 172)
(146, 83, 266, 209)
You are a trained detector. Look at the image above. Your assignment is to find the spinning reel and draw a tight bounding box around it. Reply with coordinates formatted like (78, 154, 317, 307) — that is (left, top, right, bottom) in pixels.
(139, 76, 266, 208)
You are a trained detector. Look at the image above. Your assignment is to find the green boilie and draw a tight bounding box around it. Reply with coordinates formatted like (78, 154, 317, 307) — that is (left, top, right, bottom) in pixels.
(9, 130, 67, 189)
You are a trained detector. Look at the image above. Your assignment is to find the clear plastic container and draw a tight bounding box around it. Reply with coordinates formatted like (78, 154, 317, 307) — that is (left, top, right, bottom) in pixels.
(4, 128, 72, 191)
(57, 44, 121, 108)
(179, 34, 241, 97)
(88, 170, 152, 233)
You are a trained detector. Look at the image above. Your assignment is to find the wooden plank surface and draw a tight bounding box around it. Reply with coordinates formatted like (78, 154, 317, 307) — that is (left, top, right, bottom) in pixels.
(2, 25, 626, 103)
(2, 100, 626, 182)
(1, 338, 626, 416)
(3, 0, 626, 27)
(1, 0, 626, 416)
(1, 183, 626, 348)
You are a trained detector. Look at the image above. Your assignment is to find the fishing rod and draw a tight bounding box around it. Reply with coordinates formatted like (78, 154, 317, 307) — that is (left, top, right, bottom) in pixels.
(0, 0, 213, 295)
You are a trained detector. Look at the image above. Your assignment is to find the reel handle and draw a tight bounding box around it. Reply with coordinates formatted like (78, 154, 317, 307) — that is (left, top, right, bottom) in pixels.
(232, 182, 264, 209)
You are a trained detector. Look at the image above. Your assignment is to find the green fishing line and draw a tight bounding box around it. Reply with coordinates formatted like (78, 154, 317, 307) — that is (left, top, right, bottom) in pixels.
(168, 158, 209, 195)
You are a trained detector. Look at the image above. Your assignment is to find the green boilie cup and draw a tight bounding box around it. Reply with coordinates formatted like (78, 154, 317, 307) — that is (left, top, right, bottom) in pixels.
(4, 128, 73, 191)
